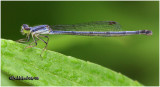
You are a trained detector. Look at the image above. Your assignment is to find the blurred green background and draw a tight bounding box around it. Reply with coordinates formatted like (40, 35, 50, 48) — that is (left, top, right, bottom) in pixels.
(1, 1, 159, 86)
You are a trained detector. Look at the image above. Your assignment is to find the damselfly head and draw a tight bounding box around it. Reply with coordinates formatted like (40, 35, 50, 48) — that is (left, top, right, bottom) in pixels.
(21, 24, 30, 35)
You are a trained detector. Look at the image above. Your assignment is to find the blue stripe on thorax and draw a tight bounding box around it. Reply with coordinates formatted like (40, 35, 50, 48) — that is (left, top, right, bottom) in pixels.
(31, 25, 48, 32)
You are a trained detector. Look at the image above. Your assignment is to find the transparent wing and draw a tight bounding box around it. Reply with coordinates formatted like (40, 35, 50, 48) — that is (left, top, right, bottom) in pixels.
(51, 21, 122, 32)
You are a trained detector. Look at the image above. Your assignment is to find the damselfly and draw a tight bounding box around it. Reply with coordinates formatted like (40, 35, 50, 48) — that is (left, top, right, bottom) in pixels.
(17, 21, 152, 57)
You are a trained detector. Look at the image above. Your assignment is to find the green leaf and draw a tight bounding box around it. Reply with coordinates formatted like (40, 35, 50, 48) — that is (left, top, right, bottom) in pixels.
(1, 39, 142, 86)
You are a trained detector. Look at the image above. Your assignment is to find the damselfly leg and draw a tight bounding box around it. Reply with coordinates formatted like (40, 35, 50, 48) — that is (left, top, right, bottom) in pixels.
(17, 35, 30, 42)
(35, 34, 49, 57)
(24, 39, 39, 50)
(25, 34, 37, 49)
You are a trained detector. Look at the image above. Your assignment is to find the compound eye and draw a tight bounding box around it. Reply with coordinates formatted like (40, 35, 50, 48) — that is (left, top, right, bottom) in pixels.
(22, 24, 30, 30)
(23, 24, 29, 28)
